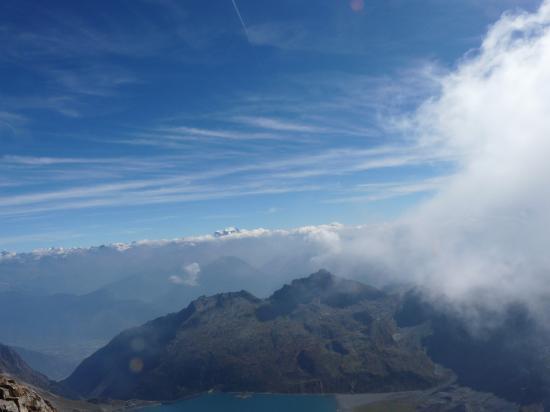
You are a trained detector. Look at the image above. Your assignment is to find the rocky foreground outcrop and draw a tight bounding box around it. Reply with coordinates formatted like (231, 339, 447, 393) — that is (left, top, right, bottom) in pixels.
(0, 375, 55, 412)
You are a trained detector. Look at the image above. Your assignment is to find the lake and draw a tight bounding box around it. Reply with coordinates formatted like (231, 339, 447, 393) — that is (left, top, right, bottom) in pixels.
(140, 393, 338, 412)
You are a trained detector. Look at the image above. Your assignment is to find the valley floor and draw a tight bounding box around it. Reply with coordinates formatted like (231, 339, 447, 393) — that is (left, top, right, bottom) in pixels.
(335, 381, 520, 412)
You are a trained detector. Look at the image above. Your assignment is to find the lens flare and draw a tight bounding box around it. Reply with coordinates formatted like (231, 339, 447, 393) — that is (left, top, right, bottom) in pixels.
(350, 0, 364, 12)
(129, 357, 144, 373)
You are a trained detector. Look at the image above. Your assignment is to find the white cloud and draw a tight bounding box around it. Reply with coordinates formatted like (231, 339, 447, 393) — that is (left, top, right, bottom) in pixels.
(233, 116, 324, 133)
(398, 0, 550, 310)
(168, 264, 200, 287)
(0, 145, 443, 219)
(324, 176, 451, 204)
(161, 126, 280, 140)
(182, 262, 201, 286)
(0, 224, 351, 295)
(291, 0, 550, 325)
(168, 275, 184, 285)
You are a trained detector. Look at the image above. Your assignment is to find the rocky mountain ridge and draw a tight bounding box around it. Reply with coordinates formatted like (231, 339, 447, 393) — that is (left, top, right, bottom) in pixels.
(63, 270, 447, 400)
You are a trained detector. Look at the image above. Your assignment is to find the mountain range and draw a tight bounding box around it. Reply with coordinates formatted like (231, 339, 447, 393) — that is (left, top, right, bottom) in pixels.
(1, 269, 549, 410)
(100, 256, 276, 313)
(0, 255, 281, 379)
(63, 270, 447, 400)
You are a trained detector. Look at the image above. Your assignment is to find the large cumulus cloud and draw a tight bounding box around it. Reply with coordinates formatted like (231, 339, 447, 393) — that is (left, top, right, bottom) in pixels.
(317, 1, 550, 319)
(400, 0, 550, 312)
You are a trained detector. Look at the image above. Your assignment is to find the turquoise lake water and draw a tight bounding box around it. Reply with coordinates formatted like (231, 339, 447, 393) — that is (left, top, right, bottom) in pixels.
(141, 393, 338, 412)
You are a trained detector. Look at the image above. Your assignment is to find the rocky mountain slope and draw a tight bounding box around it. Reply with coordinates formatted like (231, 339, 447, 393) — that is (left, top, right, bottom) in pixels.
(0, 374, 145, 412)
(63, 270, 446, 400)
(395, 290, 550, 407)
(0, 344, 50, 391)
(0, 375, 56, 412)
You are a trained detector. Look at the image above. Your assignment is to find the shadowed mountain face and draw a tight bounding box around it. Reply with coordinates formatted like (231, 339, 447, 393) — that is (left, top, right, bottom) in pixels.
(396, 290, 550, 406)
(63, 271, 444, 401)
(256, 271, 385, 321)
(0, 343, 51, 390)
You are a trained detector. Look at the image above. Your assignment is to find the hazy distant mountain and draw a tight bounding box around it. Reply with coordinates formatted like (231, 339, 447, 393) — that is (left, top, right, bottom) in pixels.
(154, 256, 276, 312)
(102, 256, 274, 313)
(0, 289, 162, 367)
(63, 271, 445, 400)
(259, 253, 320, 282)
(0, 245, 146, 295)
(11, 346, 77, 381)
(0, 255, 286, 375)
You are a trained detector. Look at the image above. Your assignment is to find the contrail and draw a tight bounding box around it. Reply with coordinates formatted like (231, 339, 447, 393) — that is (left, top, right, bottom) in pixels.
(231, 0, 249, 40)
(0, 120, 16, 137)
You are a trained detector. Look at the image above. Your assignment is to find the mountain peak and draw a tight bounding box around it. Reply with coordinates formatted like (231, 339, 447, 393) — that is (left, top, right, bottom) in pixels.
(305, 268, 334, 282)
(264, 269, 385, 314)
(213, 227, 242, 237)
(190, 290, 261, 312)
(251, 271, 386, 322)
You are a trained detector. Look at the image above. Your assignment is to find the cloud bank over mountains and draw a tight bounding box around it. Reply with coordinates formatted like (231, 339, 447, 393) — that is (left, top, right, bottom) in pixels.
(396, 0, 550, 315)
(0, 224, 351, 296)
(2, 2, 550, 327)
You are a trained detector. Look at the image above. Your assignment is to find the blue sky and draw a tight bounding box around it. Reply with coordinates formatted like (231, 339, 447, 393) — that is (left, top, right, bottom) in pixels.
(0, 0, 541, 251)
